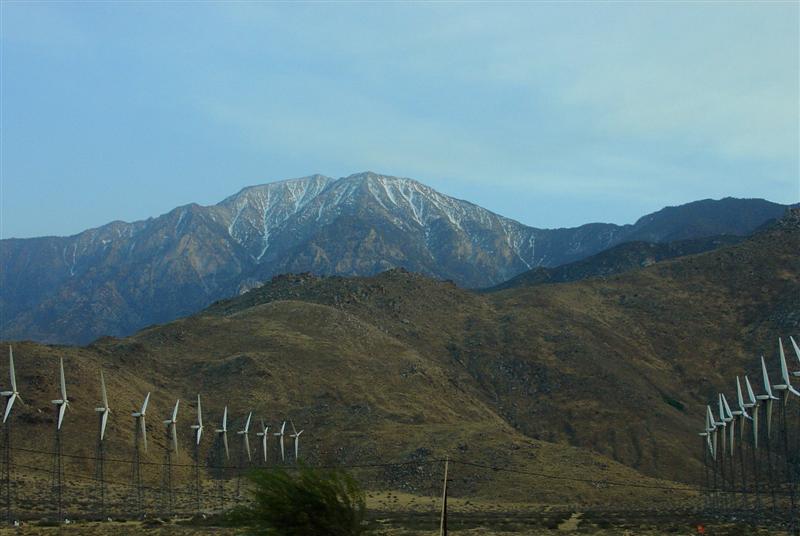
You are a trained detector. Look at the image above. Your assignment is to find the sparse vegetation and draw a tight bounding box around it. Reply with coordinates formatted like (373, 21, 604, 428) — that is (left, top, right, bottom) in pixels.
(229, 465, 369, 535)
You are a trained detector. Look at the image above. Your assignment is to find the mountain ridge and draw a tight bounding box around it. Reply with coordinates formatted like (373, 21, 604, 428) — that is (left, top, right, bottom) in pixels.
(1, 171, 792, 344)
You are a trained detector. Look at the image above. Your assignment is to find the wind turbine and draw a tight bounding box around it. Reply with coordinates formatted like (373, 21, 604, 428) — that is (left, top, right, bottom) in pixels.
(163, 399, 180, 453)
(290, 420, 304, 462)
(214, 406, 230, 510)
(731, 377, 753, 509)
(758, 356, 779, 439)
(700, 409, 714, 511)
(189, 394, 203, 514)
(274, 421, 286, 463)
(132, 392, 151, 452)
(235, 411, 253, 499)
(130, 391, 150, 517)
(732, 377, 753, 442)
(705, 405, 716, 458)
(719, 393, 734, 455)
(256, 420, 270, 463)
(0, 346, 21, 524)
(215, 406, 229, 459)
(95, 371, 110, 441)
(773, 338, 800, 398)
(94, 370, 111, 518)
(190, 394, 203, 446)
(50, 358, 68, 523)
(772, 337, 800, 525)
(50, 358, 69, 430)
(1, 347, 22, 423)
(160, 399, 180, 516)
(237, 411, 252, 462)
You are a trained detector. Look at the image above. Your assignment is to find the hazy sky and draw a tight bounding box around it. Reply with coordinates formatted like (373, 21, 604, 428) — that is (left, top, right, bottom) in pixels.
(2, 2, 798, 238)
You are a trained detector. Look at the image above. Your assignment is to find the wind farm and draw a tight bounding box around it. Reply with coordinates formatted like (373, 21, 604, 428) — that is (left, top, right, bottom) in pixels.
(1, 2, 797, 532)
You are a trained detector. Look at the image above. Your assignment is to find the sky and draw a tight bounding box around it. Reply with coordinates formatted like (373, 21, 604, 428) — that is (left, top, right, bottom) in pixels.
(1, 1, 798, 239)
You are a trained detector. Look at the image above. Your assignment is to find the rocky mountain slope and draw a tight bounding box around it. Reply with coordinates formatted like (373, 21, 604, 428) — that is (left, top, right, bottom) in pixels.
(1, 171, 790, 344)
(0, 210, 796, 508)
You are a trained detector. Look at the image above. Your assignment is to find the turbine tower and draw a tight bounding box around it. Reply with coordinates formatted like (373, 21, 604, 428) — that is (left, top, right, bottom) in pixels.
(235, 411, 252, 499)
(704, 405, 719, 512)
(290, 420, 304, 462)
(772, 338, 799, 529)
(130, 391, 150, 517)
(189, 394, 204, 513)
(731, 377, 752, 509)
(256, 420, 270, 465)
(1, 347, 22, 525)
(756, 355, 779, 513)
(160, 399, 180, 517)
(214, 406, 229, 510)
(49, 358, 69, 523)
(274, 421, 287, 463)
(94, 370, 111, 519)
(237, 411, 252, 463)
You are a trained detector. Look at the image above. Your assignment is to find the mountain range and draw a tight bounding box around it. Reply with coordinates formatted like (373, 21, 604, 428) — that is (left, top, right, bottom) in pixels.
(2, 208, 797, 508)
(0, 171, 792, 344)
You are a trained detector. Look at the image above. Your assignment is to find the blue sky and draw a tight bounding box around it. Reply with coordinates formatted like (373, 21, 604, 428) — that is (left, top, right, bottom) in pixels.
(2, 2, 798, 238)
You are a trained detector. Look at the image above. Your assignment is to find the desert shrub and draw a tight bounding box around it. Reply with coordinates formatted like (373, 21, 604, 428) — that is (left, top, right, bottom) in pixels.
(229, 465, 370, 535)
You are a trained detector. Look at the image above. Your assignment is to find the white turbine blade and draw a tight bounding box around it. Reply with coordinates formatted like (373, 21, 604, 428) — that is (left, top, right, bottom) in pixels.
(172, 399, 180, 422)
(721, 393, 732, 419)
(281, 421, 286, 434)
(295, 436, 299, 459)
(790, 385, 800, 397)
(141, 416, 148, 452)
(8, 347, 16, 393)
(792, 336, 800, 364)
(223, 432, 229, 459)
(172, 422, 178, 452)
(262, 434, 267, 462)
(745, 375, 756, 404)
(141, 392, 151, 415)
(280, 436, 285, 461)
(290, 419, 297, 435)
(245, 411, 252, 433)
(196, 425, 203, 445)
(3, 393, 16, 424)
(197, 394, 203, 427)
(223, 406, 228, 431)
(736, 377, 745, 409)
(57, 402, 66, 430)
(729, 419, 735, 454)
(101, 410, 109, 441)
(244, 436, 251, 461)
(779, 338, 791, 383)
(59, 358, 67, 401)
(761, 356, 775, 397)
(100, 370, 109, 409)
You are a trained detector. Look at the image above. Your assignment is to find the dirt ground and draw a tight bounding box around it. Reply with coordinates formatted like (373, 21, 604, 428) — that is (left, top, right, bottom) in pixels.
(0, 517, 786, 535)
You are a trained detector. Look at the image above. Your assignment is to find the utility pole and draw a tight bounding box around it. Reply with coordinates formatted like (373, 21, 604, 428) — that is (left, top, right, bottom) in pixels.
(439, 456, 449, 536)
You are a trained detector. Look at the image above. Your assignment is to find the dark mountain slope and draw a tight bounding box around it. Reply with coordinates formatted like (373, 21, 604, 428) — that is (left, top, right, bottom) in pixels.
(487, 234, 744, 291)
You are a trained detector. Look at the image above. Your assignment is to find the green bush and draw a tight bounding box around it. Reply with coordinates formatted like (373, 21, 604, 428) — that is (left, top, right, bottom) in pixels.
(230, 465, 370, 535)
